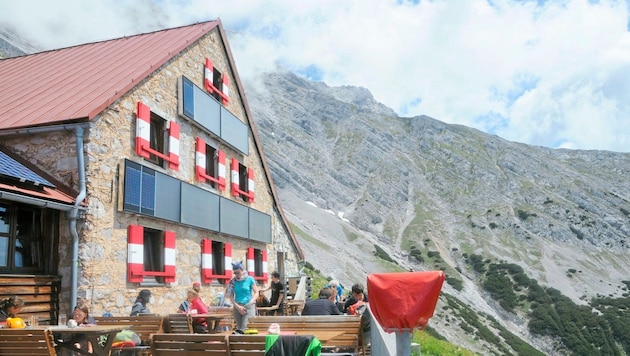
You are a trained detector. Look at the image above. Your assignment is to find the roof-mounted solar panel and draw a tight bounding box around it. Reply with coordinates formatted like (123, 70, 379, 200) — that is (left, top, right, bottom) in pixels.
(0, 151, 55, 188)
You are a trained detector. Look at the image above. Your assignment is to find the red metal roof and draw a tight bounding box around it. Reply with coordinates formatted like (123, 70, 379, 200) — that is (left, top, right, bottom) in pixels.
(0, 182, 76, 206)
(0, 21, 219, 130)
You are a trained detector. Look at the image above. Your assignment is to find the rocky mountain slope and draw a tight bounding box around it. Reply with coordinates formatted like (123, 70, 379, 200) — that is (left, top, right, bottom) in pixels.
(244, 71, 630, 354)
(3, 28, 629, 354)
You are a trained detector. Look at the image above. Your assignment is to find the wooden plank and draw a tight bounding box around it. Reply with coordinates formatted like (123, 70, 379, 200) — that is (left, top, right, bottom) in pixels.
(227, 334, 266, 356)
(247, 315, 362, 354)
(164, 313, 193, 333)
(93, 315, 163, 344)
(0, 328, 57, 355)
(150, 333, 228, 356)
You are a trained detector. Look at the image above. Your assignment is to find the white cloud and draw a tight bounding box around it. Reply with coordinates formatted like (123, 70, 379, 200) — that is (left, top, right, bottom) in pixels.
(1, 0, 628, 152)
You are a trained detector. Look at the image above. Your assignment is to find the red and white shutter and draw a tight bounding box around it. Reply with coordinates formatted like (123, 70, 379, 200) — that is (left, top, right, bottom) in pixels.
(135, 102, 151, 159)
(246, 248, 255, 277)
(168, 121, 180, 170)
(224, 243, 233, 281)
(221, 75, 230, 106)
(262, 250, 268, 282)
(204, 58, 214, 93)
(127, 225, 144, 283)
(217, 150, 226, 191)
(231, 159, 240, 198)
(164, 231, 176, 283)
(247, 167, 255, 202)
(201, 238, 212, 283)
(195, 137, 207, 183)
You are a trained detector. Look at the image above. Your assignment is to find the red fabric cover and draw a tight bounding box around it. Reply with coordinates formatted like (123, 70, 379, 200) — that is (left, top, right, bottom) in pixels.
(367, 271, 445, 332)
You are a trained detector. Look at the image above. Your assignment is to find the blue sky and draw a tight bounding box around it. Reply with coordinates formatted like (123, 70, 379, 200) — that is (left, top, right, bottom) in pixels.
(1, 0, 629, 152)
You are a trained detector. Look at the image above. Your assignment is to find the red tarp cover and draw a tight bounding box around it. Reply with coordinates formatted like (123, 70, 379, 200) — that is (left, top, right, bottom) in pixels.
(367, 271, 445, 332)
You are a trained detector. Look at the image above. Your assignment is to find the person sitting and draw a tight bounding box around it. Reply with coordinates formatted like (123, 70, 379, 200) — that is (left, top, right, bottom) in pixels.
(187, 288, 209, 333)
(60, 300, 94, 356)
(130, 289, 151, 316)
(301, 288, 342, 316)
(0, 295, 24, 322)
(343, 283, 368, 314)
(342, 283, 372, 347)
(325, 280, 344, 303)
(178, 282, 203, 313)
(259, 271, 284, 315)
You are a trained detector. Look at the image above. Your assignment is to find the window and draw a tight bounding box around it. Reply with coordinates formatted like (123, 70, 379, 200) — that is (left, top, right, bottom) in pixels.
(230, 159, 255, 203)
(246, 247, 268, 282)
(135, 102, 180, 170)
(212, 66, 223, 103)
(127, 225, 176, 284)
(201, 238, 232, 284)
(148, 113, 166, 166)
(204, 58, 230, 106)
(0, 202, 44, 272)
(195, 138, 226, 190)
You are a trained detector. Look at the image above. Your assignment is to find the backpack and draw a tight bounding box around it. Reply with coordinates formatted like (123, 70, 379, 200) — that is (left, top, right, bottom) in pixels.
(348, 300, 367, 316)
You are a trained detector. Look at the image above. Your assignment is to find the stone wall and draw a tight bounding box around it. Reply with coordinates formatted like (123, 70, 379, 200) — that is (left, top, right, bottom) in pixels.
(3, 27, 302, 316)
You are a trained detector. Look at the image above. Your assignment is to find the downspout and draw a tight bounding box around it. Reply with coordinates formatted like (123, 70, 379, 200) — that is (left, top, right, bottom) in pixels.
(68, 126, 86, 308)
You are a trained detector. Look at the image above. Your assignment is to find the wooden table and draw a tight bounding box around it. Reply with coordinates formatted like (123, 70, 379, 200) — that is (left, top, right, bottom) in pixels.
(256, 306, 280, 316)
(284, 300, 305, 315)
(46, 324, 128, 356)
(190, 313, 231, 333)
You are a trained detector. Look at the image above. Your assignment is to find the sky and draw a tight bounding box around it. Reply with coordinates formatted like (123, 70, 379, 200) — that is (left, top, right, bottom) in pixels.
(1, 0, 629, 153)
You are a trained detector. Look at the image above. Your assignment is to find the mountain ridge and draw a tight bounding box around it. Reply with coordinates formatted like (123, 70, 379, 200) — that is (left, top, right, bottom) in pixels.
(3, 29, 630, 354)
(245, 70, 630, 354)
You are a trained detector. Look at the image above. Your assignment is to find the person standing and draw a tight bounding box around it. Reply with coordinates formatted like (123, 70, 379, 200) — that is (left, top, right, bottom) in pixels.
(227, 261, 259, 333)
(130, 289, 152, 316)
(260, 271, 284, 315)
(301, 288, 342, 316)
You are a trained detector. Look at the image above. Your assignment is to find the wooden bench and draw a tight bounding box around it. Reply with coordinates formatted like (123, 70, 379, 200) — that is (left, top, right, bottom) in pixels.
(248, 315, 364, 355)
(164, 313, 193, 333)
(227, 334, 266, 356)
(93, 315, 164, 355)
(0, 328, 57, 355)
(151, 333, 229, 355)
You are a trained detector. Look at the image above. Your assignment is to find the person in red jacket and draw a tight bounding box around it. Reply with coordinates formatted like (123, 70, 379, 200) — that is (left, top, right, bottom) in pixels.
(187, 289, 209, 333)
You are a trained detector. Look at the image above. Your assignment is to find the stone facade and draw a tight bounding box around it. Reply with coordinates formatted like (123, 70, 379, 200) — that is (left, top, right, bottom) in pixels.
(2, 27, 302, 316)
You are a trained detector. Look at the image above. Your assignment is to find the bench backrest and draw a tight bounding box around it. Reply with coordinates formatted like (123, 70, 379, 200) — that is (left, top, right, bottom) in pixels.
(93, 315, 163, 344)
(248, 315, 361, 352)
(0, 328, 57, 355)
(164, 313, 193, 333)
(151, 333, 228, 355)
(227, 334, 266, 356)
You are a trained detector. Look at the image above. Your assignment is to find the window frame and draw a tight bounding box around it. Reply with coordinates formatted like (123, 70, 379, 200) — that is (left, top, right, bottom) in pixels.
(247, 247, 268, 283)
(0, 202, 48, 273)
(201, 238, 232, 284)
(127, 225, 176, 284)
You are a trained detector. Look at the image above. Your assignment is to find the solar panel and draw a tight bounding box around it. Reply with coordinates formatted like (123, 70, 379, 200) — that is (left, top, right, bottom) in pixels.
(0, 151, 54, 188)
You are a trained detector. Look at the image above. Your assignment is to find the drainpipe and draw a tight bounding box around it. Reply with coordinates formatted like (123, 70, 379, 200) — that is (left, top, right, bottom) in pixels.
(68, 126, 87, 309)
